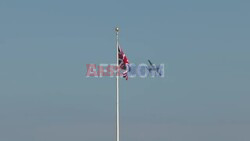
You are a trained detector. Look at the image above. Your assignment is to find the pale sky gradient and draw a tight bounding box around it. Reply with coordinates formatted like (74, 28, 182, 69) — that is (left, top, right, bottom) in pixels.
(0, 0, 250, 141)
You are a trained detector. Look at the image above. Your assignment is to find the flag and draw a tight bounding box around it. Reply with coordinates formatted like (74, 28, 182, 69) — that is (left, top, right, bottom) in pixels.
(118, 45, 130, 80)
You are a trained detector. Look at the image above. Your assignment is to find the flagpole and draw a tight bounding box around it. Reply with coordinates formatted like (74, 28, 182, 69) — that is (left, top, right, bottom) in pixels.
(115, 27, 120, 141)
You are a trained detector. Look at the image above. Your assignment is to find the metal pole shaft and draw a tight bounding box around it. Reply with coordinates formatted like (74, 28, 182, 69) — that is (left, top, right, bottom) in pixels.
(115, 27, 119, 141)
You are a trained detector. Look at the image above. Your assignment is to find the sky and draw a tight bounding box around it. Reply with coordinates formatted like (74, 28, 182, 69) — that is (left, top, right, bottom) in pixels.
(0, 0, 250, 141)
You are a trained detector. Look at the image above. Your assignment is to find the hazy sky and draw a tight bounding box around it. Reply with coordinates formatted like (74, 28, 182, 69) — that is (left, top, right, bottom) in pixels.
(0, 0, 250, 141)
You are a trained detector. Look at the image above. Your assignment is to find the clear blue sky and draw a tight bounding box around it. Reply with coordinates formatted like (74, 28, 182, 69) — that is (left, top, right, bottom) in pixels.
(0, 0, 250, 141)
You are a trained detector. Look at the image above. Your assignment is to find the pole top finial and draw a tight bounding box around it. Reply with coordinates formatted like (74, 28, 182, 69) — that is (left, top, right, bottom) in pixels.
(115, 27, 119, 32)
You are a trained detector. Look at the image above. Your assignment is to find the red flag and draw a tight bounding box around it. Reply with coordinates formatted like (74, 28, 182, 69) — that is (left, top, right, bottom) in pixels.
(118, 45, 129, 80)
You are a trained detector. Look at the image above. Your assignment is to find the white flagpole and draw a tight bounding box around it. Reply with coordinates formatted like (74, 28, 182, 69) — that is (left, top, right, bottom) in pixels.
(115, 27, 120, 141)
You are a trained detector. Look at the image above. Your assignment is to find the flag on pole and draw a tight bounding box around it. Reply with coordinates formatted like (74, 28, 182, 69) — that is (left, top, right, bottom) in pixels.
(118, 45, 130, 80)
